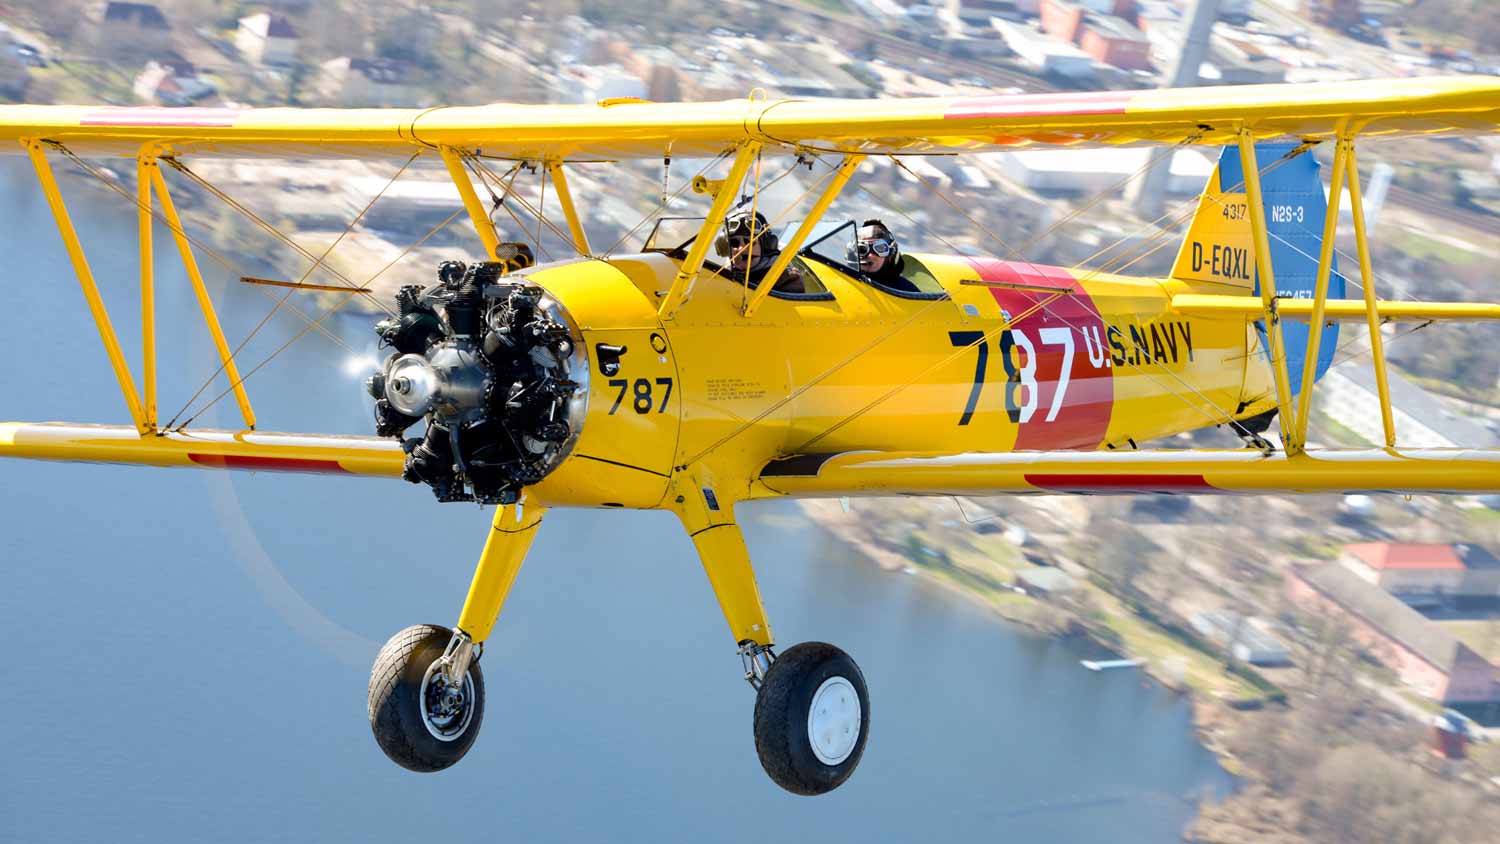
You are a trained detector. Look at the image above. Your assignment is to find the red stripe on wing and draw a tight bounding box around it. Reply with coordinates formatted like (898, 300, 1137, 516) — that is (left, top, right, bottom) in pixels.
(1025, 473, 1215, 493)
(945, 91, 1132, 120)
(81, 108, 240, 127)
(188, 453, 350, 474)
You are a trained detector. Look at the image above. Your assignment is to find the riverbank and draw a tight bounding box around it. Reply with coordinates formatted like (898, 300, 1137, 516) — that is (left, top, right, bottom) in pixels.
(797, 498, 1272, 708)
(797, 496, 1500, 841)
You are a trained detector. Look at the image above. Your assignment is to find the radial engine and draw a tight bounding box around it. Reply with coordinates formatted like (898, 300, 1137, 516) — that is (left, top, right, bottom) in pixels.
(366, 260, 588, 504)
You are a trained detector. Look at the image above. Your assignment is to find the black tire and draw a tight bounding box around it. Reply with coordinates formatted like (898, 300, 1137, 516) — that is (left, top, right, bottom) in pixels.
(752, 641, 869, 795)
(368, 624, 485, 773)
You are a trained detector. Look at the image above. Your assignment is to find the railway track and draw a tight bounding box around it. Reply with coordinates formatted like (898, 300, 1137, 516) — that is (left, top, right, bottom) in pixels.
(1387, 185, 1500, 238)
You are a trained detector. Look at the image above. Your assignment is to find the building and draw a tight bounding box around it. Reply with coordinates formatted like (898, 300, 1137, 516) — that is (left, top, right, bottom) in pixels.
(96, 1, 168, 29)
(1078, 14, 1152, 70)
(1038, 0, 1150, 71)
(88, 1, 172, 59)
(998, 147, 1212, 194)
(1340, 543, 1467, 605)
(1190, 611, 1291, 666)
(555, 64, 647, 105)
(1316, 361, 1500, 450)
(1286, 563, 1500, 706)
(1016, 566, 1076, 597)
(942, 0, 1031, 26)
(994, 20, 1096, 79)
(1456, 544, 1500, 603)
(235, 12, 299, 67)
(1040, 0, 1087, 42)
(316, 58, 427, 107)
(132, 58, 215, 105)
(336, 176, 465, 235)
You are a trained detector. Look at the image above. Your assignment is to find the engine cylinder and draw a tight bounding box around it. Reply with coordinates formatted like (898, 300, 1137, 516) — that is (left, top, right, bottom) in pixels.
(368, 262, 587, 505)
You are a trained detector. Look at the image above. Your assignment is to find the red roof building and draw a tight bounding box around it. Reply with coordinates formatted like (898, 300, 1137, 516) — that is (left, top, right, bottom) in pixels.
(1340, 543, 1466, 604)
(1078, 14, 1151, 71)
(1287, 564, 1500, 706)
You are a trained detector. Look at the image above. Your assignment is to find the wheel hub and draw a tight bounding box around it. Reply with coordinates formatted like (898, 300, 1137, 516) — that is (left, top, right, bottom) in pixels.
(420, 660, 476, 742)
(807, 676, 861, 766)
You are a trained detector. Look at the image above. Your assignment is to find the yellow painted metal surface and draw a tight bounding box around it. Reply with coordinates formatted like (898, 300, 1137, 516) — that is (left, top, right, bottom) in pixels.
(1292, 137, 1349, 448)
(0, 422, 404, 476)
(755, 448, 1500, 497)
(545, 160, 591, 256)
(673, 465, 772, 646)
(440, 146, 499, 260)
(1347, 145, 1398, 447)
(1237, 134, 1297, 448)
(0, 77, 1496, 161)
(26, 140, 148, 433)
(456, 498, 547, 644)
(138, 154, 155, 430)
(521, 257, 678, 509)
(1170, 295, 1500, 321)
(648, 253, 1249, 489)
(1169, 164, 1253, 289)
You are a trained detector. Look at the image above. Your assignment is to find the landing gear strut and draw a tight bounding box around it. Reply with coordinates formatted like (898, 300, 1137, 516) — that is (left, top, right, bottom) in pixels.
(678, 480, 870, 795)
(367, 498, 545, 773)
(366, 482, 870, 794)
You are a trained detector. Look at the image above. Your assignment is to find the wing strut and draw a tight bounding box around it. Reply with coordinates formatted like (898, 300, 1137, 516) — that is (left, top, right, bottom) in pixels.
(24, 139, 148, 434)
(659, 141, 762, 319)
(1345, 140, 1397, 447)
(148, 156, 257, 430)
(544, 159, 591, 256)
(742, 153, 865, 318)
(1290, 131, 1349, 451)
(440, 145, 501, 260)
(137, 151, 155, 429)
(1237, 130, 1298, 451)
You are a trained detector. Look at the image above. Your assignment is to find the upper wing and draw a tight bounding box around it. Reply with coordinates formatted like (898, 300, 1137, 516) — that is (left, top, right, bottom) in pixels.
(0, 76, 1497, 161)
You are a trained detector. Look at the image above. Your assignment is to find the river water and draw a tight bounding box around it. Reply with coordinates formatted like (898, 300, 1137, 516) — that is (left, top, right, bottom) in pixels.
(0, 159, 1232, 842)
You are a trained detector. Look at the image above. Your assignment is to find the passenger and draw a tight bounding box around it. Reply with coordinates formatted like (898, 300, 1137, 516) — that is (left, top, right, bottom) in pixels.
(720, 210, 813, 293)
(848, 219, 920, 293)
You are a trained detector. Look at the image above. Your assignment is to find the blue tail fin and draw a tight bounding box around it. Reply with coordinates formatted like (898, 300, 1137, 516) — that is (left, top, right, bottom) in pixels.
(1173, 143, 1342, 394)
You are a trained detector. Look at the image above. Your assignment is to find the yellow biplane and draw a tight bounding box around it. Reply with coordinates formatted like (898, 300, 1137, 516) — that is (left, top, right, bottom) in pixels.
(3, 76, 1500, 794)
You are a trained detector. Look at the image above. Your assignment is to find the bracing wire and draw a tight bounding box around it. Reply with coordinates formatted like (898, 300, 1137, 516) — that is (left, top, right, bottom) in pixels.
(164, 152, 421, 429)
(168, 200, 472, 431)
(47, 143, 353, 353)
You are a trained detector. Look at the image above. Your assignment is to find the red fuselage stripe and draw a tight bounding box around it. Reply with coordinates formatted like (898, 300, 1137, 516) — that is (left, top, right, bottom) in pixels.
(967, 259, 1114, 451)
(188, 453, 350, 473)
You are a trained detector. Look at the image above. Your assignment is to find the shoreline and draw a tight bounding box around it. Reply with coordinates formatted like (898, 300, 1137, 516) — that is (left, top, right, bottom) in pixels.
(796, 497, 1252, 783)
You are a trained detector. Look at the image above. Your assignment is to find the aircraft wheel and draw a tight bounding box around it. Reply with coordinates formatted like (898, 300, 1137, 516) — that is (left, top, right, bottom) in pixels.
(752, 641, 869, 795)
(368, 624, 485, 772)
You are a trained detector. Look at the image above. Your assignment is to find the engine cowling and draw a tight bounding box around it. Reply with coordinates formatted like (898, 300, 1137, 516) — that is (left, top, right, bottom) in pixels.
(366, 260, 588, 504)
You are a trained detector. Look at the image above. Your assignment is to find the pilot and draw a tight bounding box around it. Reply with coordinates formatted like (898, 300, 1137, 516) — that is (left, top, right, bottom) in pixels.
(848, 219, 920, 293)
(721, 210, 813, 293)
